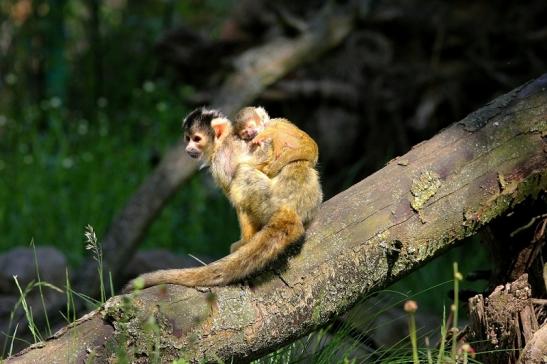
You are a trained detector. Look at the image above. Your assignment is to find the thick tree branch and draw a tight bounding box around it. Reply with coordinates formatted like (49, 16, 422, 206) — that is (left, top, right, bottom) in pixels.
(9, 75, 547, 363)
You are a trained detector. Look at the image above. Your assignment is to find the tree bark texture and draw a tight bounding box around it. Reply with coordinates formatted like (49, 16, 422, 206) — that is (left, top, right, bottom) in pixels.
(8, 74, 547, 363)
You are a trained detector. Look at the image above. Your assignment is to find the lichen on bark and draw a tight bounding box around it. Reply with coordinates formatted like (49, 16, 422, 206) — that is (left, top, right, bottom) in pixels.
(410, 170, 442, 211)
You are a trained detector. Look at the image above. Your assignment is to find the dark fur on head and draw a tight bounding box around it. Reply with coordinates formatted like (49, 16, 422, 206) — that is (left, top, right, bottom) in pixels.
(182, 107, 225, 139)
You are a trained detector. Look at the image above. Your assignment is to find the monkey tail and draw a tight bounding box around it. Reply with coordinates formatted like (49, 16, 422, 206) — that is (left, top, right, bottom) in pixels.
(123, 207, 304, 292)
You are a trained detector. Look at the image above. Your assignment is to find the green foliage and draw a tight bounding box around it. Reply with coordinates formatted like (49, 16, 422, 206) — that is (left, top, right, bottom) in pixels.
(0, 1, 240, 263)
(0, 81, 238, 262)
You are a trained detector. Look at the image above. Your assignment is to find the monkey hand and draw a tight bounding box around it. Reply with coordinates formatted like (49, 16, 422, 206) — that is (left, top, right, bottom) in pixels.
(248, 138, 273, 167)
(250, 136, 272, 149)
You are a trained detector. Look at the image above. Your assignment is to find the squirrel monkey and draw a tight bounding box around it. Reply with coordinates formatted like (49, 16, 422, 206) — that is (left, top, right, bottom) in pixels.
(232, 106, 319, 177)
(124, 107, 322, 290)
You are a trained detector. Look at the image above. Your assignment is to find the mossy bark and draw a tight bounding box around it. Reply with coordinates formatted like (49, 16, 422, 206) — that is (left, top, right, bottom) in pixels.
(8, 74, 547, 363)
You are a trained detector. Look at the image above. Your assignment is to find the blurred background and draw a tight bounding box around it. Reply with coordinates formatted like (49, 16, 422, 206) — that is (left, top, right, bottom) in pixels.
(1, 0, 546, 359)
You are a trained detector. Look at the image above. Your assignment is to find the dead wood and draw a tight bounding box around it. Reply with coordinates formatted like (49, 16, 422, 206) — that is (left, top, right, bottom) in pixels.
(468, 274, 538, 363)
(7, 73, 547, 364)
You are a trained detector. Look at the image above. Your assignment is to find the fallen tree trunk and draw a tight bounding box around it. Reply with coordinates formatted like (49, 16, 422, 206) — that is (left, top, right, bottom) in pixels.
(8, 75, 547, 363)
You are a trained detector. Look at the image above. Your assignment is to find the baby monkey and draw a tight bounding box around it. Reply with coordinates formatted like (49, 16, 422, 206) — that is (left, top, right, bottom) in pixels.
(232, 106, 319, 177)
(232, 106, 271, 141)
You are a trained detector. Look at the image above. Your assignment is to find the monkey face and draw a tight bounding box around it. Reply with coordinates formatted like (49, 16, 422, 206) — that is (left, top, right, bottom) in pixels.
(182, 107, 226, 159)
(238, 121, 259, 141)
(185, 131, 210, 159)
(182, 108, 231, 161)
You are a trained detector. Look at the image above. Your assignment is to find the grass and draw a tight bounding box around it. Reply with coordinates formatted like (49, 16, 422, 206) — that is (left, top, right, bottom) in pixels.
(30, 239, 52, 337)
(84, 224, 106, 303)
(402, 263, 487, 364)
(2, 273, 64, 357)
(1, 229, 104, 359)
(12, 276, 41, 344)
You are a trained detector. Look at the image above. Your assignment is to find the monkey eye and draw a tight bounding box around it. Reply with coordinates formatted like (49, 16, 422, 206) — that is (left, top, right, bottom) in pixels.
(192, 135, 202, 143)
(185, 135, 190, 142)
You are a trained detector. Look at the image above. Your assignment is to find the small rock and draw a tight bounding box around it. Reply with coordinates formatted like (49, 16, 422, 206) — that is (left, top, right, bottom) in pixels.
(0, 246, 66, 294)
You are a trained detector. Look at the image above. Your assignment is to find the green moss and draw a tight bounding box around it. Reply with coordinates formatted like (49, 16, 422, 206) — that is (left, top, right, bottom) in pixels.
(103, 295, 138, 324)
(311, 288, 327, 324)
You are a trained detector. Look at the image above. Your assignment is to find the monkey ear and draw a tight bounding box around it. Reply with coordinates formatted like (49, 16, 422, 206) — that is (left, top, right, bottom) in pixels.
(211, 117, 231, 138)
(255, 106, 270, 123)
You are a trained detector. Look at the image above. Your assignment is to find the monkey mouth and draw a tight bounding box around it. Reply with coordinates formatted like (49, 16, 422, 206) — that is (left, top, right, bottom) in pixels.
(187, 151, 201, 159)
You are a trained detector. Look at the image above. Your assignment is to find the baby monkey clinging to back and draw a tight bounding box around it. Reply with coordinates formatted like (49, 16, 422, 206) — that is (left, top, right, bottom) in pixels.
(232, 106, 271, 141)
(232, 106, 319, 177)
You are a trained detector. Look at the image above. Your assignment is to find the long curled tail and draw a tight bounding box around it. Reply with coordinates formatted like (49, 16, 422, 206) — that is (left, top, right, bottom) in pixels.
(123, 207, 304, 292)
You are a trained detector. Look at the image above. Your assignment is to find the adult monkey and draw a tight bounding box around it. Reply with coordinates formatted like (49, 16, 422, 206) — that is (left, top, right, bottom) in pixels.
(124, 107, 322, 290)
